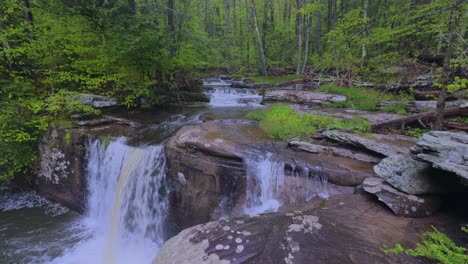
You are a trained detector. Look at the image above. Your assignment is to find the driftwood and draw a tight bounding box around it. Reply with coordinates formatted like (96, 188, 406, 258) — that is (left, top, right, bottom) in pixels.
(372, 106, 468, 131)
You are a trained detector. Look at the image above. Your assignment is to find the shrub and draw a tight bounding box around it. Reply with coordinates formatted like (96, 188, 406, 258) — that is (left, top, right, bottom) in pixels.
(384, 227, 468, 264)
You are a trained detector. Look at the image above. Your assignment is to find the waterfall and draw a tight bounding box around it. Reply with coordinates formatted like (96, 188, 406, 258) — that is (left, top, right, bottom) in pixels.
(203, 87, 263, 107)
(243, 153, 285, 215)
(53, 138, 167, 264)
(243, 153, 329, 215)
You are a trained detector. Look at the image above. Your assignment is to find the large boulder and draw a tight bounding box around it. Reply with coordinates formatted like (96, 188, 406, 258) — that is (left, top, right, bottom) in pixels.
(264, 90, 346, 105)
(363, 178, 442, 217)
(323, 131, 417, 157)
(36, 126, 89, 212)
(75, 93, 118, 108)
(154, 194, 456, 264)
(374, 154, 454, 195)
(411, 131, 468, 186)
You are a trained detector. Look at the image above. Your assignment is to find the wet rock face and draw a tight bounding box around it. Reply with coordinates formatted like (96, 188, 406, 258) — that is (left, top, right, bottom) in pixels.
(164, 122, 248, 235)
(264, 90, 347, 105)
(155, 194, 446, 264)
(36, 126, 88, 212)
(363, 178, 442, 217)
(411, 131, 468, 186)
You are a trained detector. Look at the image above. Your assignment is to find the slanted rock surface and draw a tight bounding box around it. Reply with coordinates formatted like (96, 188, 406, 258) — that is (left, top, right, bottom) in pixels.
(165, 121, 375, 234)
(374, 154, 455, 195)
(154, 194, 457, 264)
(363, 178, 441, 217)
(264, 90, 346, 105)
(411, 131, 468, 185)
(323, 131, 417, 157)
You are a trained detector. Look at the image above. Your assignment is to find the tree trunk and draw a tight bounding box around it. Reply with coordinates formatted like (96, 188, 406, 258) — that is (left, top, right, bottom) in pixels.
(225, 0, 230, 60)
(296, 0, 303, 74)
(250, 0, 267, 76)
(128, 0, 136, 15)
(168, 0, 175, 56)
(301, 14, 311, 74)
(360, 0, 368, 71)
(434, 0, 460, 130)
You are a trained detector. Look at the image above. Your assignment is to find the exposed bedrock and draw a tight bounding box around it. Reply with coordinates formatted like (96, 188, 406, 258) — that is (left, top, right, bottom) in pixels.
(164, 121, 376, 235)
(154, 194, 462, 264)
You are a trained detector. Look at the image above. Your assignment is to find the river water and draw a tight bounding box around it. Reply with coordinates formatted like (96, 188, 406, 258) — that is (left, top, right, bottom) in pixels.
(0, 77, 326, 263)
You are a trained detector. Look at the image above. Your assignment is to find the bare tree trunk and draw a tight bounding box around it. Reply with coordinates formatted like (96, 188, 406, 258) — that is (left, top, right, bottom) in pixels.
(360, 0, 368, 72)
(22, 0, 34, 39)
(250, 0, 267, 76)
(225, 0, 230, 61)
(0, 13, 12, 70)
(301, 14, 311, 74)
(168, 0, 175, 56)
(316, 5, 322, 59)
(434, 0, 460, 130)
(296, 1, 303, 75)
(128, 0, 136, 14)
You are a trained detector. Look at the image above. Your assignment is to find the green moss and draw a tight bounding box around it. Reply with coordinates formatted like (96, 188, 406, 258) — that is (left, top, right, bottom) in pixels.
(406, 128, 428, 138)
(53, 118, 74, 129)
(381, 102, 407, 115)
(248, 75, 303, 85)
(383, 227, 468, 264)
(246, 104, 370, 141)
(101, 135, 112, 148)
(64, 132, 72, 146)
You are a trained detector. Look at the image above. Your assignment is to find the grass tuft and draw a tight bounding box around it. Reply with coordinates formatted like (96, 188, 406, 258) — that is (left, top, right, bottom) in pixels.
(246, 104, 370, 141)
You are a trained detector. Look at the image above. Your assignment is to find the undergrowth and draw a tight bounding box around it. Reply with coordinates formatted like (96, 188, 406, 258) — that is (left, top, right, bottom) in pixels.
(246, 104, 370, 141)
(383, 226, 468, 264)
(317, 84, 414, 113)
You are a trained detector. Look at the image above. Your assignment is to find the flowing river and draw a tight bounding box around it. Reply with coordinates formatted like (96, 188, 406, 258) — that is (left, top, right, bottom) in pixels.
(0, 77, 327, 263)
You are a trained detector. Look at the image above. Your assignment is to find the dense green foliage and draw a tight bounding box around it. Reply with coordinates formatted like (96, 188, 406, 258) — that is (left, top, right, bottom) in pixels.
(0, 0, 466, 183)
(384, 227, 468, 264)
(247, 104, 370, 140)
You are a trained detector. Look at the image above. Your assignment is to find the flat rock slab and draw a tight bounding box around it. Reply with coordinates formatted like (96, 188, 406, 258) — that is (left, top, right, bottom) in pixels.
(363, 178, 442, 217)
(264, 90, 346, 105)
(154, 194, 457, 264)
(289, 140, 381, 164)
(323, 131, 417, 157)
(411, 131, 468, 185)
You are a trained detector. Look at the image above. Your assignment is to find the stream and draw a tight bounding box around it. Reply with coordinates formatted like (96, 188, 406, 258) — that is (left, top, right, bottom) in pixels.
(0, 77, 325, 263)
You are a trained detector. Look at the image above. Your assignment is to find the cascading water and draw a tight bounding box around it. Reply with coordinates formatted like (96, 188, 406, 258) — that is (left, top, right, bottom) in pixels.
(244, 153, 285, 215)
(53, 138, 168, 264)
(203, 87, 263, 107)
(243, 153, 329, 215)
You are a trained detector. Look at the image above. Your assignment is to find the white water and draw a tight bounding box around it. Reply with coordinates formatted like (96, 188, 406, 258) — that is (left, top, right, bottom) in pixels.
(243, 153, 329, 215)
(53, 138, 168, 264)
(204, 87, 263, 107)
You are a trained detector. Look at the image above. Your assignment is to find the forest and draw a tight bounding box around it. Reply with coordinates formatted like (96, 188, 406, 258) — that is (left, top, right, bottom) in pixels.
(0, 0, 467, 183)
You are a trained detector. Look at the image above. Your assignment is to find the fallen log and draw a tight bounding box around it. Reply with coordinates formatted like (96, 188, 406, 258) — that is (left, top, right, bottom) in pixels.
(414, 91, 459, 101)
(446, 122, 468, 132)
(372, 106, 468, 131)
